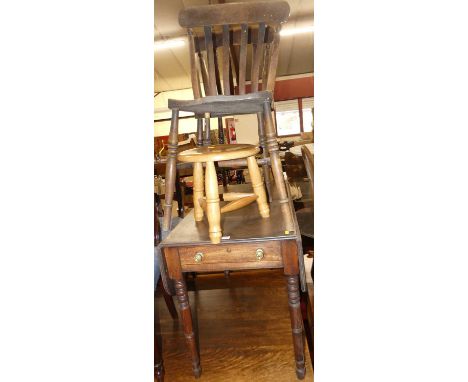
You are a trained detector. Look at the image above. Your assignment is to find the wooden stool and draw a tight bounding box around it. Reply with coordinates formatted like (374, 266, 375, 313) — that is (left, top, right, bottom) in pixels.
(178, 144, 270, 244)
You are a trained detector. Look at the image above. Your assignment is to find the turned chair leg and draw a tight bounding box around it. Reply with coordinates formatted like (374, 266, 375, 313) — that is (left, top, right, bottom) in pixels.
(205, 161, 222, 244)
(163, 109, 179, 231)
(203, 114, 211, 146)
(257, 112, 273, 202)
(193, 162, 204, 222)
(246, 155, 270, 218)
(262, 102, 294, 231)
(196, 118, 203, 146)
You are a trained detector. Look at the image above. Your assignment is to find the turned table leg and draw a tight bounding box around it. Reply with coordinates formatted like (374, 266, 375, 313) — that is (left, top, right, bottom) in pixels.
(175, 278, 202, 378)
(205, 161, 222, 244)
(246, 155, 270, 218)
(286, 275, 306, 379)
(282, 240, 306, 379)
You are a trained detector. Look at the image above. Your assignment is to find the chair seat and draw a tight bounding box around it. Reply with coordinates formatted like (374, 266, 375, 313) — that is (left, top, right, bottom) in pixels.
(178, 144, 259, 163)
(168, 91, 272, 116)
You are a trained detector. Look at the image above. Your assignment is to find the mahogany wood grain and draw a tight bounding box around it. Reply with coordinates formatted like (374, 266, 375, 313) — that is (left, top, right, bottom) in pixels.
(178, 241, 282, 272)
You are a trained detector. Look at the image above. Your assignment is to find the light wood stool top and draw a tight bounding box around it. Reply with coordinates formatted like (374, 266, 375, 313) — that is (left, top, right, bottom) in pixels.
(177, 144, 259, 163)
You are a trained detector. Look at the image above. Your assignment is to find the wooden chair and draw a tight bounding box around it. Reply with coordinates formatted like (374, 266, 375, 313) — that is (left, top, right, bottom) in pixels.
(162, 1, 294, 234)
(178, 144, 270, 243)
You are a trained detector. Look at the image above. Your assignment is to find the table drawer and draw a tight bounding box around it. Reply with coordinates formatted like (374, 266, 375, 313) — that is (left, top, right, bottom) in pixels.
(178, 241, 283, 272)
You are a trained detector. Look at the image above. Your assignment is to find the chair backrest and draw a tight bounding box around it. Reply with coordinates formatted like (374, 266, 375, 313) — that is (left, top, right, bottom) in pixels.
(179, 1, 290, 98)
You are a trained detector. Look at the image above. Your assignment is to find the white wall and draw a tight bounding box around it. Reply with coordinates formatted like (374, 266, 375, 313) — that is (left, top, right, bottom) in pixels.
(231, 114, 259, 144)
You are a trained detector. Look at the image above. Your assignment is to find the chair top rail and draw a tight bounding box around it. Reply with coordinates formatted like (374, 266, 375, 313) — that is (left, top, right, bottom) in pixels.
(179, 1, 290, 28)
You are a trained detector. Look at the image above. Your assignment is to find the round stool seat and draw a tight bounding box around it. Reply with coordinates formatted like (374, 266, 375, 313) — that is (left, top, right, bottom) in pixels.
(177, 144, 259, 163)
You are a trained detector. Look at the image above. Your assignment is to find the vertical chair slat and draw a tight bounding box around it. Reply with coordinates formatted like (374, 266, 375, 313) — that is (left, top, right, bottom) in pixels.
(230, 45, 239, 93)
(251, 22, 266, 92)
(204, 25, 217, 96)
(261, 43, 270, 91)
(222, 24, 231, 95)
(238, 23, 248, 95)
(188, 29, 201, 99)
(213, 47, 223, 95)
(195, 37, 210, 97)
(266, 27, 281, 92)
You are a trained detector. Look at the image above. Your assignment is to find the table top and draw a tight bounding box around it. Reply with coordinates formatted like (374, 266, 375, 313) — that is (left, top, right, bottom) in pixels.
(161, 196, 298, 248)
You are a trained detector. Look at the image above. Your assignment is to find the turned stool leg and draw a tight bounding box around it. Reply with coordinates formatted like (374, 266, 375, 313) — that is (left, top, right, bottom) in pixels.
(246, 155, 270, 218)
(163, 109, 179, 231)
(204, 161, 222, 243)
(193, 162, 204, 222)
(262, 102, 294, 231)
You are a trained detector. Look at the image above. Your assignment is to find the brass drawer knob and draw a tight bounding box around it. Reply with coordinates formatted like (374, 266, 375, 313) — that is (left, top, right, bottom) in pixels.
(256, 248, 264, 261)
(194, 252, 204, 262)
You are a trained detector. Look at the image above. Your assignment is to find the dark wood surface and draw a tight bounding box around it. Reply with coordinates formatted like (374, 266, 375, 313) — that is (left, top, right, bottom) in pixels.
(161, 193, 295, 247)
(179, 1, 290, 28)
(168, 91, 272, 116)
(154, 270, 313, 382)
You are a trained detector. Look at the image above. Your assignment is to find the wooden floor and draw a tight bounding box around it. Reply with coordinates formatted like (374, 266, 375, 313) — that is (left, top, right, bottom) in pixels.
(155, 269, 313, 382)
